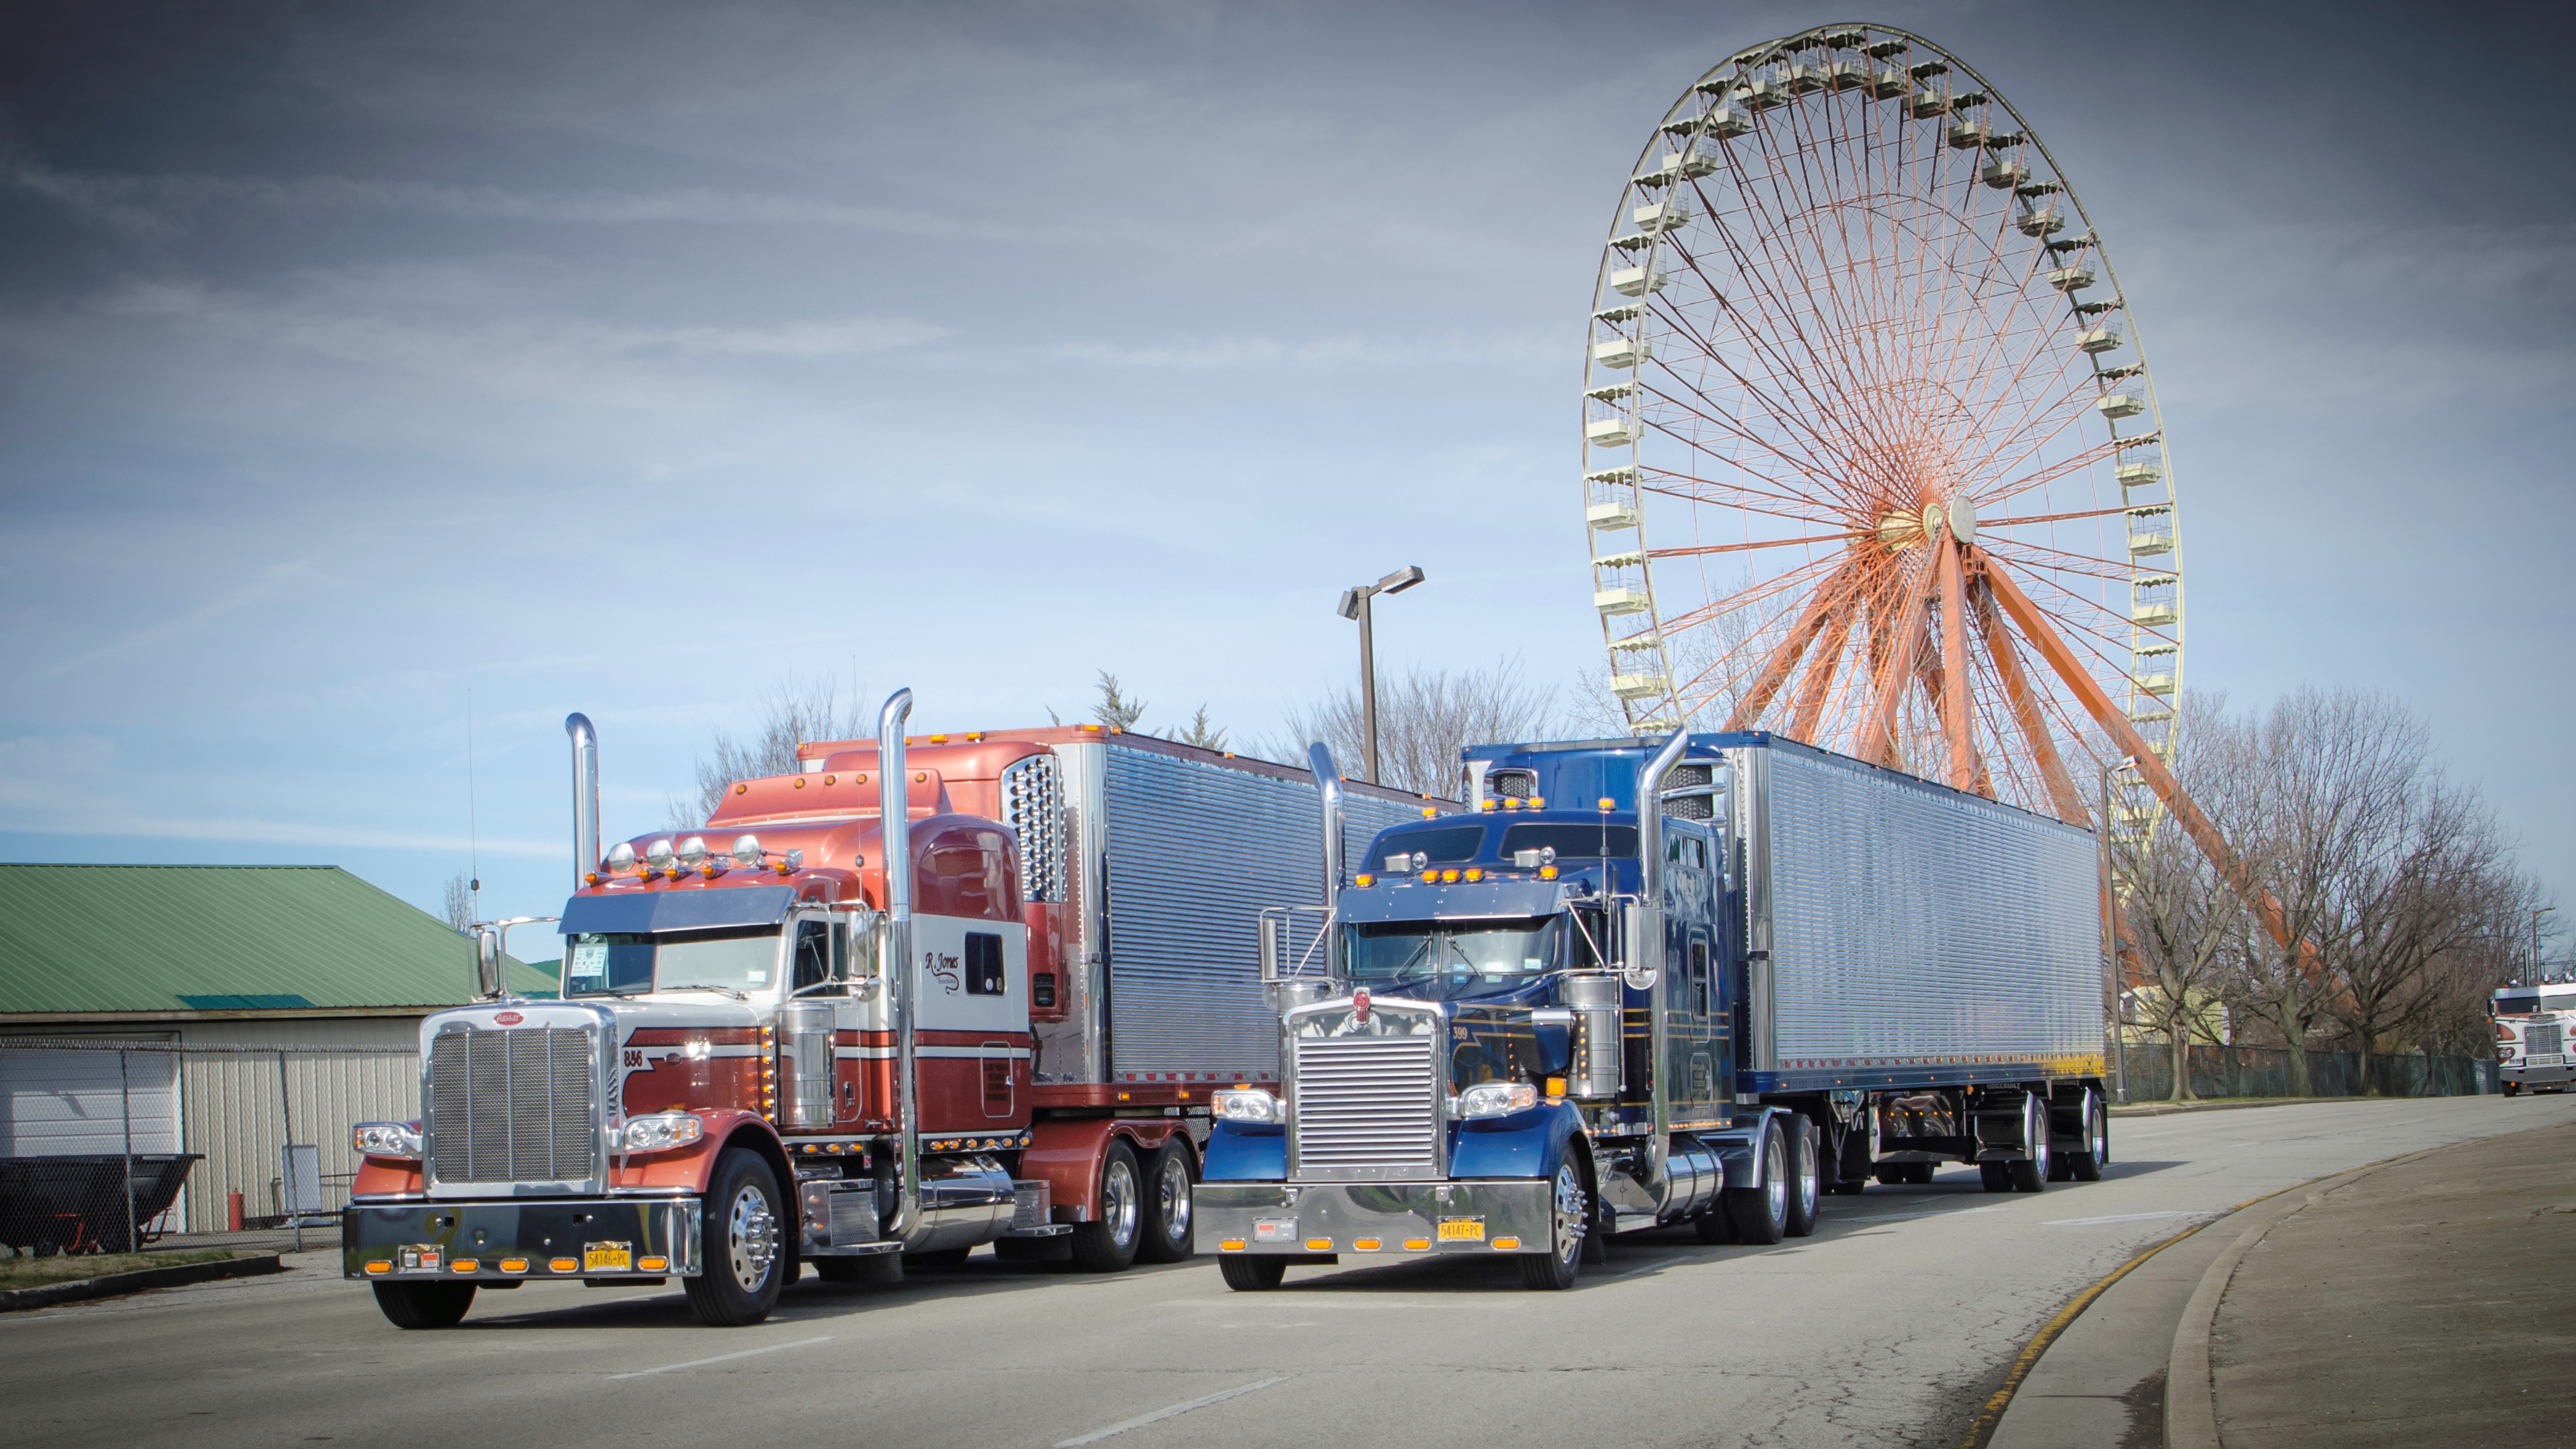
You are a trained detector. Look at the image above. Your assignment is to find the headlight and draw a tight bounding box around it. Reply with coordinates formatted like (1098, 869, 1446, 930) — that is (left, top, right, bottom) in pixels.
(1212, 1089, 1286, 1124)
(352, 1122, 423, 1160)
(1454, 1081, 1540, 1120)
(620, 1112, 705, 1153)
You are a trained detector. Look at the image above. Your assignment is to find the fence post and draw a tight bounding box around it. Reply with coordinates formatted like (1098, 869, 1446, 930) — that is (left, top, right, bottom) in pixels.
(278, 1050, 300, 1253)
(119, 1049, 139, 1255)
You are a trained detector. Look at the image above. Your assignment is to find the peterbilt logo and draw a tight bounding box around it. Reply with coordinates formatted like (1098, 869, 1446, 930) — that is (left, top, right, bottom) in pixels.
(1353, 989, 1370, 1025)
(494, 1011, 524, 1025)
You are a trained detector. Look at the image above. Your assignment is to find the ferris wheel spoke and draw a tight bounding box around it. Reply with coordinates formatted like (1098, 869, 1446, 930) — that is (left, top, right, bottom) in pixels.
(1657, 233, 1889, 485)
(1636, 464, 1851, 522)
(1722, 556, 1865, 728)
(1785, 595, 1859, 743)
(1653, 550, 1851, 638)
(1639, 379, 1877, 511)
(1638, 302, 1882, 503)
(1650, 529, 1866, 559)
(1968, 574, 2087, 823)
(1976, 536, 2135, 583)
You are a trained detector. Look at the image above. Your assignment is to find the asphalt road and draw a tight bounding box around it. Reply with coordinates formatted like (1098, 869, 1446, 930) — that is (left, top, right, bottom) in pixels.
(8, 1094, 2570, 1449)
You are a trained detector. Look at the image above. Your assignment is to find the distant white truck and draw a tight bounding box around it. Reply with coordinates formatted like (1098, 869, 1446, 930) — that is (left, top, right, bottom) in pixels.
(2493, 984, 2576, 1096)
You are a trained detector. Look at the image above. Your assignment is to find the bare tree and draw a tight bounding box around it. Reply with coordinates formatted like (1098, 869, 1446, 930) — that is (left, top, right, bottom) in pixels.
(441, 873, 472, 932)
(674, 675, 868, 827)
(1272, 656, 1562, 798)
(2110, 692, 2242, 1101)
(2207, 687, 2428, 1096)
(2319, 774, 2510, 1093)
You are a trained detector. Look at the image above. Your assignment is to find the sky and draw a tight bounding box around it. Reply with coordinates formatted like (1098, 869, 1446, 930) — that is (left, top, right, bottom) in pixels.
(2, 0, 2570, 942)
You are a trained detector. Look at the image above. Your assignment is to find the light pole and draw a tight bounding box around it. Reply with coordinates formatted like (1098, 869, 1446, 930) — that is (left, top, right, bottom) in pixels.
(1336, 565, 1425, 785)
(2534, 906, 2556, 988)
(2099, 755, 2138, 1103)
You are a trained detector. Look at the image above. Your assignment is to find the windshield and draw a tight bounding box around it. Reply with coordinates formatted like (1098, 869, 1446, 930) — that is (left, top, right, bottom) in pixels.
(564, 927, 782, 998)
(1344, 917, 1564, 1001)
(1498, 822, 1638, 858)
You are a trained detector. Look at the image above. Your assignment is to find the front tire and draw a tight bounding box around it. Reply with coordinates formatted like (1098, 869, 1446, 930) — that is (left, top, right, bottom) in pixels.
(1068, 1139, 1142, 1273)
(682, 1148, 787, 1326)
(1980, 1161, 2014, 1193)
(372, 1281, 475, 1329)
(1135, 1138, 1196, 1264)
(1724, 1118, 1789, 1245)
(1519, 1156, 1588, 1290)
(2504, 1081, 2522, 1097)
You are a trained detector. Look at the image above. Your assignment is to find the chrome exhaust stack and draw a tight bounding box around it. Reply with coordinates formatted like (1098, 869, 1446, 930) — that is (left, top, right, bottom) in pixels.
(1308, 741, 1346, 911)
(1633, 727, 1692, 1215)
(565, 713, 601, 885)
(878, 689, 923, 1247)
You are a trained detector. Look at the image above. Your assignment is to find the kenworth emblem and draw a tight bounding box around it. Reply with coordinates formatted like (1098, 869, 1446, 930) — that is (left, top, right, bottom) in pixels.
(1353, 989, 1370, 1025)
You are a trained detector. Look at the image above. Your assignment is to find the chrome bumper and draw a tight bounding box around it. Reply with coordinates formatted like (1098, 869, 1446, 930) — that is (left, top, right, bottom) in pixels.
(1197, 1180, 1556, 1256)
(343, 1198, 701, 1280)
(2504, 1061, 2574, 1086)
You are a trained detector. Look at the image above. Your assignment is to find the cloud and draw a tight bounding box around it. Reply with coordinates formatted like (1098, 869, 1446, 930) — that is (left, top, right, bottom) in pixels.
(5, 162, 1119, 248)
(38, 554, 334, 679)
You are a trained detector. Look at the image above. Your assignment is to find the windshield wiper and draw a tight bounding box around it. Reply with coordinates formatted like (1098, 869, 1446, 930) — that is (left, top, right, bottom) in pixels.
(656, 983, 748, 1000)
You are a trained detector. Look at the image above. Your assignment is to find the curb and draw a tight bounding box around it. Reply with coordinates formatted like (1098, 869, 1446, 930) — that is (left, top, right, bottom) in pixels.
(0, 1254, 286, 1312)
(2162, 1146, 2446, 1449)
(2110, 1097, 2379, 1118)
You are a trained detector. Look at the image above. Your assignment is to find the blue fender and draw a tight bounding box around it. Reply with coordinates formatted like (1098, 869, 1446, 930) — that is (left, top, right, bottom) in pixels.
(1450, 1101, 1589, 1182)
(1200, 1118, 1286, 1182)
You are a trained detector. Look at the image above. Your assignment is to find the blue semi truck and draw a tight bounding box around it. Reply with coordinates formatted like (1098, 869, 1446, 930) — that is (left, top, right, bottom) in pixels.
(1197, 730, 2111, 1290)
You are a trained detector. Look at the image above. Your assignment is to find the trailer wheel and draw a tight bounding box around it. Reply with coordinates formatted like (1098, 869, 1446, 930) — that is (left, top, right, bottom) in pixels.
(2008, 1094, 2051, 1193)
(1783, 1117, 1821, 1238)
(1518, 1157, 1588, 1290)
(2503, 1082, 2521, 1097)
(1218, 1255, 1287, 1291)
(1724, 1118, 1789, 1245)
(371, 1281, 475, 1330)
(1068, 1139, 1142, 1273)
(681, 1148, 787, 1326)
(2068, 1091, 2108, 1182)
(1135, 1139, 1197, 1264)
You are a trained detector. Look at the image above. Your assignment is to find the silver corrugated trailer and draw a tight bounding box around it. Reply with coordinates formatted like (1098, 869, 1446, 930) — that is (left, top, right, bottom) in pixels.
(1722, 735, 2102, 1094)
(1037, 737, 1433, 1091)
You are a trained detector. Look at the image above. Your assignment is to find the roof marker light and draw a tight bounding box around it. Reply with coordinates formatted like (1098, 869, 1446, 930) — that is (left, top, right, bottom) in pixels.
(1598, 798, 1616, 811)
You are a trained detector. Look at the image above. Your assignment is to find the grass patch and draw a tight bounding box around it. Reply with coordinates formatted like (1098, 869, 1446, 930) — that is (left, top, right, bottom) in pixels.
(0, 1248, 251, 1292)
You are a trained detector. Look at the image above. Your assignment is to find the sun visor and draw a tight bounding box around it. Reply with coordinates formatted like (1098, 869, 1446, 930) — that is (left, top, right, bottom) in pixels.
(559, 885, 798, 936)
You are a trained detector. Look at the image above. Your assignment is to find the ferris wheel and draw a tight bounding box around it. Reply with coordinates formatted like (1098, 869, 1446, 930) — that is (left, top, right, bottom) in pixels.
(1582, 22, 2182, 827)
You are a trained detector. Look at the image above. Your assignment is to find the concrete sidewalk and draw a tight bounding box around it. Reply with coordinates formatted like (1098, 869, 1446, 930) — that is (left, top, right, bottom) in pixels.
(1992, 1117, 2576, 1449)
(2198, 1119, 2576, 1445)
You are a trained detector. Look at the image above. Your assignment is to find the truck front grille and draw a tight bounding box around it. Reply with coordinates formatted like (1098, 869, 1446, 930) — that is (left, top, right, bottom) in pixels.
(2530, 1021, 2564, 1056)
(428, 1026, 598, 1184)
(1292, 1036, 1438, 1175)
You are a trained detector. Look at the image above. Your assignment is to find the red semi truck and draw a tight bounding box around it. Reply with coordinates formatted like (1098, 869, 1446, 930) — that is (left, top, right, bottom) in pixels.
(343, 691, 1430, 1327)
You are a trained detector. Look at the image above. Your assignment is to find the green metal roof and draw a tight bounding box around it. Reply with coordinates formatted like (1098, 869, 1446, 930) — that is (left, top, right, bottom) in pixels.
(0, 865, 557, 1014)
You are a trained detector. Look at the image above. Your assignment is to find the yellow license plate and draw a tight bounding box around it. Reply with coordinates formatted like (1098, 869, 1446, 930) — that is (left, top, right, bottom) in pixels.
(1436, 1218, 1485, 1242)
(583, 1242, 633, 1272)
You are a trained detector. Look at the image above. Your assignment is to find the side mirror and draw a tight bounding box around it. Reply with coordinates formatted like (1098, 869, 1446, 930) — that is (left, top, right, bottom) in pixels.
(1621, 902, 1662, 993)
(474, 928, 504, 1000)
(1258, 918, 1281, 982)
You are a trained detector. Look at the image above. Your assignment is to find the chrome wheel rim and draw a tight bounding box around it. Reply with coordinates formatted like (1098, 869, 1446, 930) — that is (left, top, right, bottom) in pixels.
(1102, 1158, 1140, 1249)
(727, 1181, 780, 1289)
(1796, 1126, 1819, 1218)
(1763, 1133, 1786, 1224)
(1157, 1156, 1192, 1243)
(2090, 1098, 2108, 1163)
(2027, 1097, 2050, 1178)
(1550, 1160, 1587, 1265)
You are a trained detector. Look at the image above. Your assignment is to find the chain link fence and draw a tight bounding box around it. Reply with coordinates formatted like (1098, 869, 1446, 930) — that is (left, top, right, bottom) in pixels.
(2114, 1041, 2496, 1102)
(0, 1038, 417, 1260)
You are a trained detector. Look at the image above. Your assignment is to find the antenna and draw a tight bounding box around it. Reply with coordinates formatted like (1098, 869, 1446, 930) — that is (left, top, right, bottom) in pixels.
(467, 689, 481, 920)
